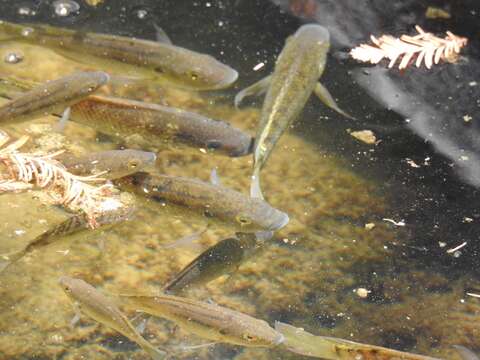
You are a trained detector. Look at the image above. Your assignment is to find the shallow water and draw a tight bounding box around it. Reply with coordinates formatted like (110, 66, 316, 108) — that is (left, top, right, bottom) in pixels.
(0, 1, 479, 359)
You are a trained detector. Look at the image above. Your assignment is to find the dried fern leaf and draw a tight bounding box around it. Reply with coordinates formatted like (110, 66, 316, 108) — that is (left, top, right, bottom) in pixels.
(0, 133, 117, 228)
(350, 25, 468, 70)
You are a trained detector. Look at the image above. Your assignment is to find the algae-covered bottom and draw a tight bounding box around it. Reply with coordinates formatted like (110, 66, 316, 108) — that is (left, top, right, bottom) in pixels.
(0, 43, 476, 360)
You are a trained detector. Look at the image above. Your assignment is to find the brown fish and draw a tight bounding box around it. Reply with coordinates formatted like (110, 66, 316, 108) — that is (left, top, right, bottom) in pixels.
(119, 293, 284, 347)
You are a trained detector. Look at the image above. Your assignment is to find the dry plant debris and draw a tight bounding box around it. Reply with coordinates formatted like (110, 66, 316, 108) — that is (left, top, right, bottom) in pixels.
(350, 25, 467, 70)
(0, 133, 115, 228)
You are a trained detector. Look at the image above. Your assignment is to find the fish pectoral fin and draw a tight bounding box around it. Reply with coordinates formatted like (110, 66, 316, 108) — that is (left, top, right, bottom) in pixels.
(176, 341, 218, 351)
(162, 228, 207, 250)
(314, 82, 355, 120)
(153, 23, 172, 44)
(54, 106, 71, 133)
(209, 166, 221, 186)
(250, 169, 264, 200)
(234, 74, 271, 108)
(69, 303, 82, 328)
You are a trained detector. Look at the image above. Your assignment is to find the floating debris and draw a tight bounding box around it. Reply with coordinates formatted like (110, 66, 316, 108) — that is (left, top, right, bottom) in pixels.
(425, 7, 451, 20)
(4, 52, 24, 64)
(350, 25, 467, 69)
(53, 0, 80, 16)
(349, 129, 377, 144)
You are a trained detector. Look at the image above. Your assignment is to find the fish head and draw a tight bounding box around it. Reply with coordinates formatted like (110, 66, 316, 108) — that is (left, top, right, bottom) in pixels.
(204, 130, 253, 157)
(119, 150, 157, 177)
(225, 320, 285, 347)
(235, 201, 289, 232)
(156, 52, 238, 90)
(59, 276, 82, 300)
(76, 71, 110, 95)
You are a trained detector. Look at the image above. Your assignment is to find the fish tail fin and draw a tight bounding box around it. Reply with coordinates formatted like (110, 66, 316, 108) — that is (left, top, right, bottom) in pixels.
(250, 168, 264, 200)
(314, 82, 355, 120)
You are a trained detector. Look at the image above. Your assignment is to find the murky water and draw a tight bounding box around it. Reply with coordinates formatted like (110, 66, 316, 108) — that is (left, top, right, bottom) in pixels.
(0, 0, 479, 359)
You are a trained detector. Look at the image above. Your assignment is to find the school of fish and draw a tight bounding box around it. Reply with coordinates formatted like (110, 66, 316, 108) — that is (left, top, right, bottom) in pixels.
(0, 18, 455, 360)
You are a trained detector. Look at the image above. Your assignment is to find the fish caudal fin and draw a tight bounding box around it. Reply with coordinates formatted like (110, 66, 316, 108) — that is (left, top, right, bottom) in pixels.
(314, 82, 354, 120)
(234, 74, 271, 108)
(250, 169, 264, 200)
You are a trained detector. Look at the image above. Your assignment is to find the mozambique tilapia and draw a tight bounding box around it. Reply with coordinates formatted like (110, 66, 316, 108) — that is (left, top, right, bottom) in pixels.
(119, 292, 284, 347)
(274, 321, 440, 360)
(0, 194, 134, 273)
(164, 233, 259, 294)
(114, 172, 289, 232)
(58, 149, 156, 179)
(235, 24, 351, 198)
(0, 20, 238, 90)
(0, 71, 108, 124)
(59, 277, 166, 360)
(66, 95, 253, 157)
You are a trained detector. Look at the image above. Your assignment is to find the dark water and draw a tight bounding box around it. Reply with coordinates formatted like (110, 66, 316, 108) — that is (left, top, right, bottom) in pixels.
(0, 0, 479, 359)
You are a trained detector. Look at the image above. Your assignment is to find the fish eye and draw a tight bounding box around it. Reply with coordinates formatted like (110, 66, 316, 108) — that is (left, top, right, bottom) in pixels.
(204, 209, 214, 218)
(63, 286, 72, 293)
(206, 140, 222, 150)
(244, 334, 255, 341)
(236, 215, 252, 225)
(128, 160, 139, 169)
(189, 72, 199, 81)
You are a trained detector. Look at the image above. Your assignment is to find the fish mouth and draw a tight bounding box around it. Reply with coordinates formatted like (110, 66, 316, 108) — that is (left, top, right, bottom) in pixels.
(216, 67, 239, 89)
(270, 211, 290, 231)
(229, 136, 254, 157)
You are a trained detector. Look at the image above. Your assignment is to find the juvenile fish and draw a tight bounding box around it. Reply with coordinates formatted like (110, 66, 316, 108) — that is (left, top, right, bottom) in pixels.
(0, 21, 238, 90)
(58, 149, 157, 180)
(66, 95, 253, 157)
(59, 277, 166, 360)
(119, 293, 284, 347)
(274, 321, 440, 360)
(164, 233, 259, 294)
(114, 172, 289, 232)
(0, 200, 134, 273)
(0, 71, 108, 124)
(235, 25, 350, 198)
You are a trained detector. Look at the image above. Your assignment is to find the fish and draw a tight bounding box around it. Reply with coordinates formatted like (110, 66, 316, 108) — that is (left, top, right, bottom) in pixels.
(58, 149, 157, 180)
(66, 95, 253, 157)
(114, 172, 289, 232)
(118, 292, 284, 347)
(235, 24, 351, 199)
(59, 277, 166, 360)
(0, 21, 238, 90)
(0, 71, 108, 124)
(274, 321, 440, 360)
(163, 232, 259, 294)
(0, 199, 134, 273)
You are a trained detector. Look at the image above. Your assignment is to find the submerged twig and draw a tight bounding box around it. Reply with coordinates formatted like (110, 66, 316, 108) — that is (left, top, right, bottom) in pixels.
(350, 25, 468, 70)
(0, 133, 115, 228)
